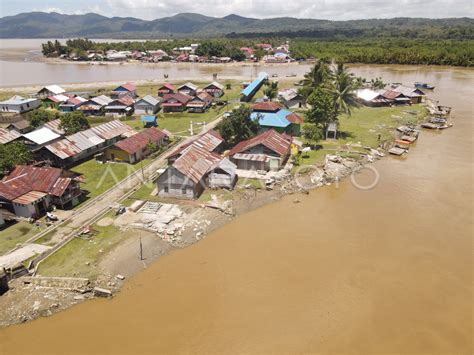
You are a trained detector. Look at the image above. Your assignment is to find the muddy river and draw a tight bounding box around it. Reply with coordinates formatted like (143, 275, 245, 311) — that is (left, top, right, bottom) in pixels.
(0, 45, 472, 353)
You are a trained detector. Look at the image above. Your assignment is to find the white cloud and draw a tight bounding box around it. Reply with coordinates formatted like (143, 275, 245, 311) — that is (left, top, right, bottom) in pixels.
(45, 7, 64, 14)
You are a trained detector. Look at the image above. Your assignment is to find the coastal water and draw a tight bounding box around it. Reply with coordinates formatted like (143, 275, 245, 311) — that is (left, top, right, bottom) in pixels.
(0, 41, 472, 353)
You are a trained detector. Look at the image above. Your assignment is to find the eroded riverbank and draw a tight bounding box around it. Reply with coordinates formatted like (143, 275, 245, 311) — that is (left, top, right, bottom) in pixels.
(0, 65, 472, 354)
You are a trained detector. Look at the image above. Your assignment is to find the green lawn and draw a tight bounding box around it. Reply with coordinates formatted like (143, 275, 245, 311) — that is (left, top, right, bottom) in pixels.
(299, 104, 427, 166)
(157, 107, 225, 136)
(71, 159, 150, 199)
(37, 222, 129, 278)
(0, 221, 45, 255)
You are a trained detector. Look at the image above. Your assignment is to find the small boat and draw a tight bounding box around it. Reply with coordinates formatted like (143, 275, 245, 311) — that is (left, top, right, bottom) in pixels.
(414, 82, 435, 90)
(271, 73, 279, 78)
(421, 122, 439, 129)
(401, 135, 417, 143)
(394, 139, 411, 150)
(389, 147, 406, 156)
(286, 73, 297, 77)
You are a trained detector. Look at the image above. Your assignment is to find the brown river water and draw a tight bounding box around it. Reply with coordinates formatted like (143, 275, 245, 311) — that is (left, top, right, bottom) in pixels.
(0, 46, 473, 354)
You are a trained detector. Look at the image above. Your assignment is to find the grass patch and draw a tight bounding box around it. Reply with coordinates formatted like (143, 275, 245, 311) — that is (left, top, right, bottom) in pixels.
(0, 221, 45, 255)
(34, 229, 59, 246)
(157, 107, 226, 136)
(37, 223, 128, 279)
(237, 178, 266, 189)
(72, 159, 150, 199)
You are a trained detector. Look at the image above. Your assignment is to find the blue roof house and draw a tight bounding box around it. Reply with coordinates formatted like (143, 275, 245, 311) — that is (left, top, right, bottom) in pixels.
(251, 109, 304, 136)
(141, 115, 158, 128)
(240, 72, 268, 102)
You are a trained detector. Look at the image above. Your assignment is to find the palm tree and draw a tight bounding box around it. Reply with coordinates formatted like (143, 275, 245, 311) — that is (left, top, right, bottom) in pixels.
(328, 63, 360, 121)
(300, 59, 331, 97)
(264, 81, 279, 101)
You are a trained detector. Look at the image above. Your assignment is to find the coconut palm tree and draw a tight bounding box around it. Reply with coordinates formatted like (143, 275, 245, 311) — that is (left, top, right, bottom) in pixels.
(328, 63, 360, 120)
(299, 59, 332, 98)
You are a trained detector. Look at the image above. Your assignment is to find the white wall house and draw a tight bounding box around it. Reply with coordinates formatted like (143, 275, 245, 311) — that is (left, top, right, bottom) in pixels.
(0, 96, 41, 113)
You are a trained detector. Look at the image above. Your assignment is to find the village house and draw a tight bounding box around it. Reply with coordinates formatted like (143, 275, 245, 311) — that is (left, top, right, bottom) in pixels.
(278, 88, 305, 109)
(256, 43, 273, 51)
(251, 102, 304, 136)
(391, 85, 426, 104)
(39, 120, 135, 168)
(36, 85, 66, 99)
(186, 92, 213, 113)
(177, 82, 198, 96)
(229, 129, 292, 172)
(104, 127, 168, 164)
(5, 120, 32, 134)
(134, 95, 161, 115)
(42, 119, 65, 135)
(0, 128, 22, 145)
(0, 165, 82, 218)
(78, 95, 113, 116)
(208, 158, 237, 189)
(166, 129, 224, 164)
(240, 47, 254, 60)
(157, 84, 175, 97)
(356, 89, 391, 106)
(104, 96, 135, 116)
(381, 90, 412, 105)
(0, 95, 41, 114)
(111, 82, 137, 99)
(21, 127, 62, 151)
(42, 94, 70, 109)
(59, 96, 87, 113)
(160, 93, 193, 113)
(155, 145, 222, 199)
(241, 72, 268, 102)
(202, 81, 225, 98)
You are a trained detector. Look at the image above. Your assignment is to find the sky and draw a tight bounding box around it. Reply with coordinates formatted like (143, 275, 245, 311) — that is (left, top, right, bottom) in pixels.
(1, 0, 473, 20)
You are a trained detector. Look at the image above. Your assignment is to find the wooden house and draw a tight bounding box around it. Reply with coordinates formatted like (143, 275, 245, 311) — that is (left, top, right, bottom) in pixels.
(251, 102, 304, 136)
(186, 92, 213, 113)
(59, 96, 87, 113)
(134, 95, 160, 115)
(392, 85, 426, 104)
(104, 96, 135, 116)
(155, 145, 221, 199)
(160, 93, 192, 113)
(104, 127, 168, 164)
(5, 120, 32, 134)
(78, 95, 113, 116)
(111, 82, 137, 98)
(208, 158, 237, 189)
(166, 129, 223, 164)
(177, 82, 198, 96)
(36, 85, 66, 99)
(229, 129, 292, 172)
(203, 82, 225, 98)
(157, 84, 175, 97)
(278, 88, 305, 109)
(356, 89, 391, 106)
(0, 128, 22, 145)
(0, 165, 82, 218)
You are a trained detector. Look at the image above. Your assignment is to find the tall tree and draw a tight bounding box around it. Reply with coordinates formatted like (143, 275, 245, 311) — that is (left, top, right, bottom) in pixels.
(216, 106, 260, 148)
(328, 63, 360, 120)
(59, 111, 90, 135)
(264, 81, 278, 101)
(305, 87, 336, 128)
(0, 143, 32, 175)
(27, 108, 59, 128)
(300, 59, 332, 98)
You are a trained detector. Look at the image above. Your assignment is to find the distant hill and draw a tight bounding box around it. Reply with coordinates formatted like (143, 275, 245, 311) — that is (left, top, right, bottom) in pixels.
(0, 12, 473, 39)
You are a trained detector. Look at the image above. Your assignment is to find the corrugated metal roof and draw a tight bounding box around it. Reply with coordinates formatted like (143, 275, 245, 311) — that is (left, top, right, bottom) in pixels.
(0, 95, 40, 105)
(13, 191, 47, 205)
(38, 85, 65, 95)
(42, 119, 65, 135)
(90, 95, 113, 106)
(23, 127, 61, 145)
(67, 130, 105, 151)
(251, 111, 291, 128)
(392, 85, 426, 98)
(0, 165, 71, 202)
(356, 89, 382, 102)
(173, 145, 222, 183)
(113, 127, 167, 155)
(0, 128, 21, 144)
(90, 120, 135, 141)
(241, 72, 268, 97)
(162, 93, 193, 105)
(204, 81, 224, 91)
(229, 129, 292, 157)
(158, 84, 175, 92)
(45, 139, 82, 159)
(232, 153, 268, 162)
(114, 82, 136, 92)
(136, 95, 160, 106)
(253, 102, 282, 112)
(178, 82, 198, 91)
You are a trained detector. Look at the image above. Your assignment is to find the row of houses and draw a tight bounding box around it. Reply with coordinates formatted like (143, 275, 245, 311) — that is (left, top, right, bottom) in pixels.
(356, 85, 426, 106)
(155, 128, 293, 199)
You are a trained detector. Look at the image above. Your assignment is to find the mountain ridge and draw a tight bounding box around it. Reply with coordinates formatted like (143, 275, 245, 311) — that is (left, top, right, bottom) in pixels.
(0, 12, 472, 39)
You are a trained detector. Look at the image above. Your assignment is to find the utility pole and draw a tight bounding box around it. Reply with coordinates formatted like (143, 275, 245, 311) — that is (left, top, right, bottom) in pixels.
(189, 120, 193, 135)
(139, 237, 143, 261)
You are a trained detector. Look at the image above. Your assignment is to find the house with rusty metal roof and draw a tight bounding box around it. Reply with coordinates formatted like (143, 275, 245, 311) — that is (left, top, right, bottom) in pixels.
(39, 120, 136, 168)
(0, 165, 82, 218)
(157, 84, 175, 97)
(155, 145, 223, 199)
(229, 129, 292, 172)
(78, 95, 114, 116)
(203, 81, 225, 98)
(0, 128, 22, 145)
(36, 85, 66, 99)
(167, 129, 223, 164)
(177, 82, 198, 96)
(104, 95, 135, 117)
(186, 92, 213, 113)
(104, 127, 169, 164)
(160, 93, 193, 113)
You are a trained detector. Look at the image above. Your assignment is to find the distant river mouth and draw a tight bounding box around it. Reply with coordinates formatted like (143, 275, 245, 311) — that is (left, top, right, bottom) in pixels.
(0, 41, 472, 354)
